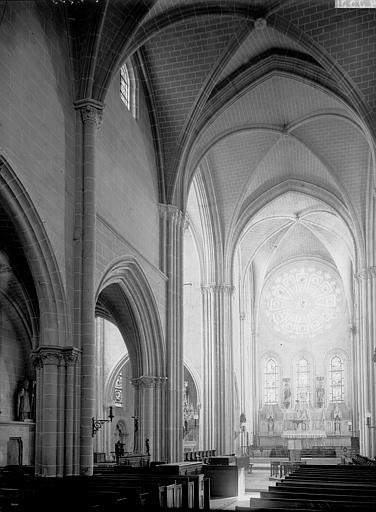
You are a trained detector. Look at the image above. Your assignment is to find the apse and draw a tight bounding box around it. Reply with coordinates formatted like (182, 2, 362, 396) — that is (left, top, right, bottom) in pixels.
(235, 190, 355, 455)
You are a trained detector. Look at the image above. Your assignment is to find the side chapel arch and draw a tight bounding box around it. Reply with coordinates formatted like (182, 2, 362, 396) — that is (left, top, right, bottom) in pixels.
(96, 257, 166, 459)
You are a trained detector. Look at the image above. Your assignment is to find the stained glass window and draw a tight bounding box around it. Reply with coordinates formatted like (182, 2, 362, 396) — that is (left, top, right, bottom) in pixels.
(296, 357, 310, 402)
(329, 355, 344, 402)
(264, 358, 279, 404)
(114, 370, 123, 407)
(120, 64, 130, 109)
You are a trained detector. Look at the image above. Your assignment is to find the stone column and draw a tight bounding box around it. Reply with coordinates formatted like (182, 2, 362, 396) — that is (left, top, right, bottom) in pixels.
(31, 346, 80, 477)
(354, 267, 376, 456)
(63, 347, 81, 476)
(159, 204, 184, 462)
(74, 99, 103, 475)
(94, 317, 105, 454)
(131, 376, 168, 460)
(201, 285, 216, 451)
(201, 283, 234, 455)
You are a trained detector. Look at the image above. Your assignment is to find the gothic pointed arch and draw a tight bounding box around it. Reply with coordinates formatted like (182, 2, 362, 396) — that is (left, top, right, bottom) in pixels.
(0, 155, 70, 348)
(96, 256, 165, 379)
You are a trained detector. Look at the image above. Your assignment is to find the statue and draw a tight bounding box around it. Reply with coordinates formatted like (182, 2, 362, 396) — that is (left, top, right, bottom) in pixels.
(145, 438, 150, 456)
(333, 404, 341, 433)
(316, 382, 325, 408)
(115, 440, 124, 464)
(267, 415, 274, 434)
(283, 382, 291, 409)
(132, 416, 139, 452)
(17, 379, 32, 421)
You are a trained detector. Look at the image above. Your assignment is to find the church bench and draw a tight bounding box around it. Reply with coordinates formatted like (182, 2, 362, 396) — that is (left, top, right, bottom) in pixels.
(276, 479, 376, 490)
(70, 480, 169, 508)
(270, 485, 376, 497)
(89, 474, 197, 508)
(92, 471, 206, 509)
(262, 490, 376, 502)
(250, 496, 376, 510)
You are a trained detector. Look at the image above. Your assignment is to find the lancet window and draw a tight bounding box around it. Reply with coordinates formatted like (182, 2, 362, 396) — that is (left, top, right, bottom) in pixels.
(296, 357, 310, 402)
(329, 355, 344, 402)
(114, 370, 123, 407)
(120, 64, 130, 110)
(264, 358, 279, 404)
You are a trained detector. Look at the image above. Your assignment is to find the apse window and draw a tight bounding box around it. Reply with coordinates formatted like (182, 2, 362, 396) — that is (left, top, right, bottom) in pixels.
(120, 61, 137, 118)
(264, 358, 279, 404)
(329, 355, 344, 402)
(296, 357, 310, 402)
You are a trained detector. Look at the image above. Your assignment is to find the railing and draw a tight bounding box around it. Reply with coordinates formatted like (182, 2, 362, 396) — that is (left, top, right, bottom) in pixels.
(184, 449, 216, 462)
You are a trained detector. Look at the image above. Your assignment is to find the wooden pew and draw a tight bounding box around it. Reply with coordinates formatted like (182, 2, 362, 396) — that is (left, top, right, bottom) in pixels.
(250, 496, 376, 510)
(91, 472, 200, 508)
(263, 490, 376, 502)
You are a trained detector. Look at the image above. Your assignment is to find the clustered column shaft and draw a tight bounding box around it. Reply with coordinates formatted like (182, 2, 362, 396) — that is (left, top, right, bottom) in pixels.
(74, 99, 103, 475)
(159, 205, 184, 462)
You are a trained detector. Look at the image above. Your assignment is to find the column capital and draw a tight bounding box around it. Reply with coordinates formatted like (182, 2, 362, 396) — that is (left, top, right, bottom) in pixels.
(354, 267, 376, 280)
(31, 346, 63, 368)
(62, 347, 81, 366)
(158, 203, 185, 227)
(131, 376, 168, 389)
(74, 99, 104, 129)
(201, 283, 235, 295)
(31, 346, 81, 368)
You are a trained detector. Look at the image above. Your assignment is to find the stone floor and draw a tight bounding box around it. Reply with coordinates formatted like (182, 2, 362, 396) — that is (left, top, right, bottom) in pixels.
(209, 458, 341, 510)
(210, 467, 274, 510)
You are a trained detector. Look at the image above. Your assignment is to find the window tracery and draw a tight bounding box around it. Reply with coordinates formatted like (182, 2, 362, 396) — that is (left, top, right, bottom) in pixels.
(264, 358, 279, 404)
(296, 357, 310, 403)
(329, 355, 344, 402)
(113, 370, 123, 407)
(265, 267, 342, 339)
(120, 64, 130, 110)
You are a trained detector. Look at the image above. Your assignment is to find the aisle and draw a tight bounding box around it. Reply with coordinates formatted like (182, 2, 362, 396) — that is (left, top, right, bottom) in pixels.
(210, 468, 275, 510)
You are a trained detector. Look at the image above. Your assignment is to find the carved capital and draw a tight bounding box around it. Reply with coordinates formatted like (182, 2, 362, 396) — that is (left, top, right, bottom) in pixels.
(201, 283, 234, 296)
(354, 269, 369, 280)
(158, 204, 185, 228)
(131, 376, 168, 389)
(31, 346, 81, 368)
(31, 347, 64, 368)
(81, 105, 103, 128)
(354, 267, 376, 280)
(254, 18, 267, 30)
(62, 347, 81, 366)
(74, 99, 104, 129)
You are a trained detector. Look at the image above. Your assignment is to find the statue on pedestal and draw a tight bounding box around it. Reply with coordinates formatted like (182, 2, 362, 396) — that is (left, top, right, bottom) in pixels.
(17, 379, 32, 421)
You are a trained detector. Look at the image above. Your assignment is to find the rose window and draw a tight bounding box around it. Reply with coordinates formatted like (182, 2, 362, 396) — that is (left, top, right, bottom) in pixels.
(265, 267, 342, 339)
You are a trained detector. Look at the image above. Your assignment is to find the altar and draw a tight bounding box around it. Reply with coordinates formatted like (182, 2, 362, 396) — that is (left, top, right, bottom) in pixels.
(281, 428, 326, 461)
(257, 401, 351, 454)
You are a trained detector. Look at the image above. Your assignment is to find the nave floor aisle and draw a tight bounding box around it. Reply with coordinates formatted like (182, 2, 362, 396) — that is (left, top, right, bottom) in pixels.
(210, 458, 340, 510)
(210, 468, 273, 510)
